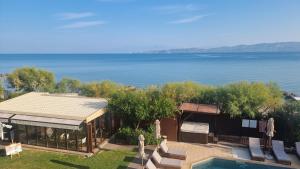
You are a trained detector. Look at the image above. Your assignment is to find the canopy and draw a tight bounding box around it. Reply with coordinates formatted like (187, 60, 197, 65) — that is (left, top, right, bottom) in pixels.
(0, 112, 14, 123)
(10, 114, 83, 130)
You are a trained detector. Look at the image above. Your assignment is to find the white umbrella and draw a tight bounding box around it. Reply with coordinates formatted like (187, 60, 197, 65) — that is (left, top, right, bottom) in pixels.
(0, 122, 4, 140)
(138, 134, 145, 166)
(266, 118, 274, 137)
(266, 118, 275, 150)
(155, 119, 161, 140)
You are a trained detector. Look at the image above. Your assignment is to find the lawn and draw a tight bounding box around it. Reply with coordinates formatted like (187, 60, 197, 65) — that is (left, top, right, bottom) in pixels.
(0, 149, 136, 169)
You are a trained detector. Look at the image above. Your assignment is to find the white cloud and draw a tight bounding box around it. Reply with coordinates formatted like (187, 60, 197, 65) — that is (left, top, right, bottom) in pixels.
(154, 4, 199, 14)
(169, 15, 207, 24)
(58, 12, 95, 20)
(59, 21, 105, 29)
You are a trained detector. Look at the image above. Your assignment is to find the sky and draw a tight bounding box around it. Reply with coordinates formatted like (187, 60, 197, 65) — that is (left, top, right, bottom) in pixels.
(0, 0, 300, 53)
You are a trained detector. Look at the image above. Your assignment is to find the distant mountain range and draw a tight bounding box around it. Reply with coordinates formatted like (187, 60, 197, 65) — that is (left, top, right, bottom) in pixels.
(149, 42, 300, 53)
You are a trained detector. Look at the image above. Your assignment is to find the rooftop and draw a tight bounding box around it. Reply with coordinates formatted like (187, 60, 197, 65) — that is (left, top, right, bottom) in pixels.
(0, 92, 107, 121)
(179, 103, 220, 115)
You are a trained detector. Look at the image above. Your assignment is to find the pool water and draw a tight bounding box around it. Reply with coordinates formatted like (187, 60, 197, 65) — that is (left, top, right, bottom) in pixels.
(192, 158, 293, 169)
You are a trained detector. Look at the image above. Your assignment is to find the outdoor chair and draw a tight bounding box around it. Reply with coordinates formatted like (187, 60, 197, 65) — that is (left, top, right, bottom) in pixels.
(145, 159, 160, 169)
(272, 140, 291, 165)
(159, 140, 187, 160)
(296, 142, 300, 159)
(248, 137, 265, 161)
(151, 150, 183, 169)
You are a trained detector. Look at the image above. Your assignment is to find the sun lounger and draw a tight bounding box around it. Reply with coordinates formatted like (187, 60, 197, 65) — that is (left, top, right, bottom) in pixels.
(160, 141, 187, 160)
(296, 142, 300, 159)
(272, 140, 291, 165)
(248, 137, 265, 161)
(151, 150, 183, 169)
(145, 159, 160, 169)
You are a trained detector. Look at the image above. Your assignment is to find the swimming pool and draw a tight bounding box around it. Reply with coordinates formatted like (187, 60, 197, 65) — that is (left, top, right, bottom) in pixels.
(192, 158, 294, 169)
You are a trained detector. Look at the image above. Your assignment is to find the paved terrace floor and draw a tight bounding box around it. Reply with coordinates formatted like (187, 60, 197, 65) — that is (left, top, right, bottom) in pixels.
(119, 141, 300, 169)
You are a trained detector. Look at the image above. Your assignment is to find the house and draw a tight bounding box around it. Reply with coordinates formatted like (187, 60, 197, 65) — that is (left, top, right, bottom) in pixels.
(0, 92, 108, 153)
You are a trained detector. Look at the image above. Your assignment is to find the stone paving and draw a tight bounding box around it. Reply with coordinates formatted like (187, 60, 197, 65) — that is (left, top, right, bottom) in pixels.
(110, 141, 300, 169)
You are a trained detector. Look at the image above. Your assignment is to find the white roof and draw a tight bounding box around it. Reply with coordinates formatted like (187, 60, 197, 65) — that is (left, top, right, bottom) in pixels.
(181, 121, 209, 134)
(292, 96, 300, 101)
(0, 92, 107, 121)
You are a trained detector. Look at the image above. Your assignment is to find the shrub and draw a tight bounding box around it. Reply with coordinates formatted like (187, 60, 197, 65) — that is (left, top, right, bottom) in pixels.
(7, 67, 55, 92)
(115, 126, 158, 145)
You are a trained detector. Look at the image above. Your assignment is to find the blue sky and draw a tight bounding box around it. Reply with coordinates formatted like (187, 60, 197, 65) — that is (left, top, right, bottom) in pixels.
(0, 0, 300, 53)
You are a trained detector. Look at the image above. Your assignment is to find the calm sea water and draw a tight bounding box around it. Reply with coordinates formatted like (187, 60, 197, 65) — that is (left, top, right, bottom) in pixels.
(0, 53, 299, 94)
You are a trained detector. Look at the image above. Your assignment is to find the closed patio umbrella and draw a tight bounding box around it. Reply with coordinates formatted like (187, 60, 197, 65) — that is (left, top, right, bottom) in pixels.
(266, 118, 275, 150)
(155, 119, 161, 140)
(138, 134, 145, 166)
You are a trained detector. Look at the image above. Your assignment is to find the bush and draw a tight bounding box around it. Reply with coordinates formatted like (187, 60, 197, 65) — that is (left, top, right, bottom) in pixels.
(271, 101, 300, 145)
(115, 126, 158, 145)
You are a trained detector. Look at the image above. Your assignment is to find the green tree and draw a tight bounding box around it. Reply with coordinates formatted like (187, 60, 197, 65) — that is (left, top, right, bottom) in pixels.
(7, 67, 55, 92)
(0, 84, 4, 100)
(108, 90, 149, 129)
(108, 88, 177, 129)
(216, 81, 283, 118)
(146, 88, 177, 121)
(161, 81, 211, 105)
(272, 101, 300, 144)
(56, 78, 81, 93)
(80, 80, 123, 98)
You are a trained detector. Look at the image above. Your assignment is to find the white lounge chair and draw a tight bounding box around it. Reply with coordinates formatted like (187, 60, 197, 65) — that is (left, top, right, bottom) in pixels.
(249, 137, 265, 161)
(296, 142, 300, 159)
(160, 141, 187, 160)
(151, 150, 183, 169)
(272, 140, 291, 165)
(145, 159, 159, 169)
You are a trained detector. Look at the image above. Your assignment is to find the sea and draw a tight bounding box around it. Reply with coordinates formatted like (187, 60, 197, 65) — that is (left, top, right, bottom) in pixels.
(0, 53, 299, 94)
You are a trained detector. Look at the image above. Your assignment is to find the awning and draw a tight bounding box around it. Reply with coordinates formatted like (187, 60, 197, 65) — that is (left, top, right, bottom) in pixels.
(0, 112, 14, 123)
(179, 103, 220, 115)
(10, 115, 83, 130)
(181, 121, 209, 134)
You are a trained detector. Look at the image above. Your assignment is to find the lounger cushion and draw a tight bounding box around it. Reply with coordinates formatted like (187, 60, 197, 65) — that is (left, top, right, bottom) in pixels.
(272, 140, 291, 164)
(160, 158, 183, 168)
(249, 137, 265, 160)
(152, 150, 183, 169)
(146, 159, 157, 169)
(160, 141, 169, 153)
(160, 141, 187, 159)
(152, 151, 162, 163)
(296, 142, 300, 156)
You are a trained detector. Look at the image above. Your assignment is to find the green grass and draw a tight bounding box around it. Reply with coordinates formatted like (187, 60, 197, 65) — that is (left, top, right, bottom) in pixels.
(0, 149, 136, 169)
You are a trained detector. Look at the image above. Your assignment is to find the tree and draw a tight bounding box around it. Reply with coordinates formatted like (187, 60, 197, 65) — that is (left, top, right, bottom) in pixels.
(56, 78, 81, 93)
(0, 84, 4, 100)
(80, 80, 123, 98)
(216, 81, 283, 118)
(146, 88, 177, 121)
(108, 90, 149, 129)
(108, 89, 177, 129)
(161, 81, 211, 105)
(7, 67, 55, 92)
(272, 101, 300, 144)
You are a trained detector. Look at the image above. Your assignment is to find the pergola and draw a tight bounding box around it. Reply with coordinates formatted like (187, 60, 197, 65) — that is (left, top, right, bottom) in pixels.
(178, 103, 220, 143)
(0, 92, 108, 153)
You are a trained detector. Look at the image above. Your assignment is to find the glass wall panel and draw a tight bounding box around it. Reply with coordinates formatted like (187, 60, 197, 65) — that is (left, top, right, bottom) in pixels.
(78, 125, 87, 152)
(56, 129, 67, 149)
(37, 127, 46, 147)
(67, 130, 77, 151)
(47, 128, 57, 148)
(16, 124, 27, 144)
(27, 126, 37, 145)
